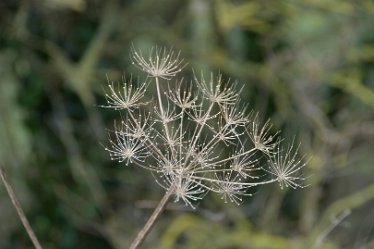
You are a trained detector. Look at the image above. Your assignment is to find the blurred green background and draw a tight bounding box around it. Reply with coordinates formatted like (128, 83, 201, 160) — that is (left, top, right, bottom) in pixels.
(0, 0, 373, 248)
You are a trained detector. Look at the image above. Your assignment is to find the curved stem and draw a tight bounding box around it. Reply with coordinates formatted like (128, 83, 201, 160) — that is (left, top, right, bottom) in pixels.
(129, 188, 174, 249)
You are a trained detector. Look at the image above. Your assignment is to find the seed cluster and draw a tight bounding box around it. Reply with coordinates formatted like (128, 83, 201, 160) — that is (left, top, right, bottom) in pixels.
(103, 46, 307, 208)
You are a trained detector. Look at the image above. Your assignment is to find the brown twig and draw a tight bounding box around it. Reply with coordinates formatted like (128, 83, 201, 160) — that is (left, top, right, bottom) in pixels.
(129, 189, 174, 249)
(0, 167, 43, 249)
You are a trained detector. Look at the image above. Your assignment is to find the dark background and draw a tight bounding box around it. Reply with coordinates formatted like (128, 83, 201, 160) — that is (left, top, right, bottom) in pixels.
(0, 0, 373, 248)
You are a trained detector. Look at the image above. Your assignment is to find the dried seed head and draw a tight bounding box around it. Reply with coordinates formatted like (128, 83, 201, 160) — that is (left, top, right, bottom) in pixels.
(102, 45, 307, 208)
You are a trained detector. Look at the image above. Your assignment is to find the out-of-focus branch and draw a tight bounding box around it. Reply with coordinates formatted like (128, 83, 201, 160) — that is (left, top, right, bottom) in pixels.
(311, 183, 374, 245)
(45, 1, 118, 106)
(0, 167, 43, 249)
(312, 209, 351, 249)
(330, 69, 374, 110)
(46, 81, 106, 208)
(45, 1, 119, 140)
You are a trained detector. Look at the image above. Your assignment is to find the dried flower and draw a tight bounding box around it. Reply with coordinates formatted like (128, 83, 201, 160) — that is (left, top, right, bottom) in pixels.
(103, 45, 307, 208)
(247, 115, 280, 154)
(102, 74, 148, 110)
(131, 46, 186, 80)
(194, 71, 239, 105)
(266, 142, 307, 189)
(104, 127, 149, 166)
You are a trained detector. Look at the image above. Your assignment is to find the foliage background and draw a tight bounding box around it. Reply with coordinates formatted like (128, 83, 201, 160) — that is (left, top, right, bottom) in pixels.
(0, 0, 373, 248)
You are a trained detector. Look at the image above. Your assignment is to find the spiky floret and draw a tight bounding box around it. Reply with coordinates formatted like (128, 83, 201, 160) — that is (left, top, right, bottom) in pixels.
(266, 142, 307, 189)
(194, 72, 239, 105)
(167, 79, 198, 110)
(247, 115, 280, 154)
(131, 46, 186, 80)
(102, 74, 148, 110)
(213, 171, 250, 205)
(104, 128, 150, 166)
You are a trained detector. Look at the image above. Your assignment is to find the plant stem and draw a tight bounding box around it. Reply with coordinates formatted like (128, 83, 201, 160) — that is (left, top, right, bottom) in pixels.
(129, 188, 174, 249)
(0, 167, 43, 249)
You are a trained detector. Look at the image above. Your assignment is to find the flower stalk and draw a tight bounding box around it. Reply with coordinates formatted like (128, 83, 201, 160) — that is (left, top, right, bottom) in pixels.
(129, 188, 174, 249)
